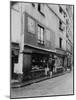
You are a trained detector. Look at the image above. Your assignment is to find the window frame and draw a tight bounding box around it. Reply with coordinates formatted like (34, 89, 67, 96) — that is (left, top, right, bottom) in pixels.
(37, 25, 44, 45)
(59, 20, 64, 31)
(59, 38, 62, 48)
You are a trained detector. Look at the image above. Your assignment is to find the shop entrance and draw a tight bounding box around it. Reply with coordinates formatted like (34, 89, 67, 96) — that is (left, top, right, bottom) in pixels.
(11, 50, 19, 79)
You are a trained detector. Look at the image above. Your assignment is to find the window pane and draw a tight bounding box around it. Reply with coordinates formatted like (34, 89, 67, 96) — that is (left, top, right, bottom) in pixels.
(38, 26, 41, 40)
(59, 38, 62, 48)
(41, 28, 43, 41)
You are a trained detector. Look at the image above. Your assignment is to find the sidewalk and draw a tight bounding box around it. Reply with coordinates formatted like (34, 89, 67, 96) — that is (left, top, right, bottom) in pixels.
(11, 71, 70, 88)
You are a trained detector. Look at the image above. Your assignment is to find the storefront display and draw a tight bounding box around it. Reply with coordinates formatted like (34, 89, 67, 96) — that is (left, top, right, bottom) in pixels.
(54, 55, 64, 73)
(32, 54, 48, 70)
(11, 49, 19, 79)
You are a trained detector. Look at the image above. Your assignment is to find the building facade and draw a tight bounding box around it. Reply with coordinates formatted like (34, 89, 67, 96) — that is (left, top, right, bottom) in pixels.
(11, 2, 73, 81)
(66, 5, 73, 69)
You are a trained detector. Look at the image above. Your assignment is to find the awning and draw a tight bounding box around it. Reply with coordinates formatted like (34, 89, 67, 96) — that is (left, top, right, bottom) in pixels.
(24, 43, 56, 54)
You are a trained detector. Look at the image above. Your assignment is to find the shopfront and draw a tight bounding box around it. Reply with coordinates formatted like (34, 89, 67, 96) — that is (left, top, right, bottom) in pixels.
(23, 45, 55, 80)
(54, 48, 66, 73)
(67, 52, 72, 70)
(11, 43, 19, 79)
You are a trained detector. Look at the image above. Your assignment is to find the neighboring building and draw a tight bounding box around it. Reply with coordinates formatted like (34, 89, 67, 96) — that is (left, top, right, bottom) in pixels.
(47, 4, 67, 71)
(11, 2, 73, 81)
(66, 5, 73, 68)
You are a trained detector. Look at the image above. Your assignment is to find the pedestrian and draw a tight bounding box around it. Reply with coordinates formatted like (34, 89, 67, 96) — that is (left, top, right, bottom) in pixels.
(44, 63, 49, 76)
(48, 58, 53, 78)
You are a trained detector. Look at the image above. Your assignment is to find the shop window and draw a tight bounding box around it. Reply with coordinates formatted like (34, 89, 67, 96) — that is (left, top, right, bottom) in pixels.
(59, 38, 62, 48)
(32, 54, 48, 70)
(37, 25, 44, 45)
(64, 13, 66, 18)
(11, 50, 19, 79)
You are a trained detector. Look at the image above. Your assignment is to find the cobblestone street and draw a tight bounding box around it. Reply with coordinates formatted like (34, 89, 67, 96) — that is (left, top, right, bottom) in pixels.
(11, 71, 73, 98)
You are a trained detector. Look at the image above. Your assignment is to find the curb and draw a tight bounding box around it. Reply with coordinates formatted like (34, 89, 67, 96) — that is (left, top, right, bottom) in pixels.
(11, 71, 69, 88)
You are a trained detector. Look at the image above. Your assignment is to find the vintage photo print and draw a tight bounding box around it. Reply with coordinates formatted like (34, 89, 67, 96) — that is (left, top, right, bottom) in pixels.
(10, 1, 74, 99)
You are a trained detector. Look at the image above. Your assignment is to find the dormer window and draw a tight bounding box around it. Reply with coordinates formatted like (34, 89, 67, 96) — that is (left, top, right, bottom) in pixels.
(59, 38, 62, 48)
(37, 25, 44, 45)
(38, 3, 41, 12)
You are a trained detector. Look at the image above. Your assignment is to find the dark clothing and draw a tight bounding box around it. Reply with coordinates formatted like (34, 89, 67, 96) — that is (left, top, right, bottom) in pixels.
(51, 59, 55, 71)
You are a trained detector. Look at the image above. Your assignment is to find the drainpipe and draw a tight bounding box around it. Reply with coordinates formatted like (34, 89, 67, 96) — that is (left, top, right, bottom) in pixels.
(17, 3, 24, 82)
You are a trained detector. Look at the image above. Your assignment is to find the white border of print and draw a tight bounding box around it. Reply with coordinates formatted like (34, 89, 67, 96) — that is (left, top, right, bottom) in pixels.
(0, 0, 75, 100)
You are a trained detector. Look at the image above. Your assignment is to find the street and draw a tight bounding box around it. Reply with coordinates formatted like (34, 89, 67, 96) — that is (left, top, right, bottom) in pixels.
(11, 71, 73, 98)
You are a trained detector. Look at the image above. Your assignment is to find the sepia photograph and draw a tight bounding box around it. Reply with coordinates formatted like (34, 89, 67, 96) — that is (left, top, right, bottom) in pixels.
(10, 1, 74, 99)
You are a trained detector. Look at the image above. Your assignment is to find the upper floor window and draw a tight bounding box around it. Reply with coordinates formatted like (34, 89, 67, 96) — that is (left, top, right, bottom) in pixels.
(59, 38, 62, 48)
(38, 3, 45, 16)
(64, 13, 66, 18)
(59, 6, 66, 18)
(37, 25, 44, 45)
(66, 19, 69, 25)
(31, 3, 35, 7)
(59, 6, 63, 13)
(38, 3, 41, 12)
(59, 20, 64, 31)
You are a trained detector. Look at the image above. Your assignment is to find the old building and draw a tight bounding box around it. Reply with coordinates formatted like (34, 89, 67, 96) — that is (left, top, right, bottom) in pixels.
(47, 5, 67, 71)
(11, 2, 73, 81)
(66, 5, 73, 69)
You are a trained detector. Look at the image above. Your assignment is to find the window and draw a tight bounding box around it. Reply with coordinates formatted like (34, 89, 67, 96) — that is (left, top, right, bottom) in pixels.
(64, 13, 66, 18)
(32, 3, 35, 7)
(38, 3, 41, 12)
(59, 38, 62, 48)
(59, 6, 63, 13)
(59, 20, 63, 31)
(38, 3, 45, 16)
(37, 25, 44, 45)
(59, 6, 66, 18)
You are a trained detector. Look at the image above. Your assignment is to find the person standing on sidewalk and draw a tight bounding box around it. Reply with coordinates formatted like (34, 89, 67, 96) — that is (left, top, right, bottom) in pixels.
(48, 58, 53, 78)
(44, 62, 49, 76)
